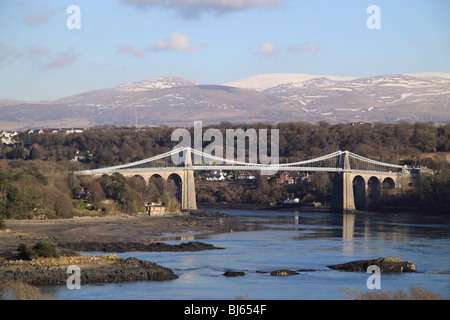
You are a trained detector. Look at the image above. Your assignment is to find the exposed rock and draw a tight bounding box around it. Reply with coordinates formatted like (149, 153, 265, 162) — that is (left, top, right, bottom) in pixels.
(270, 269, 299, 276)
(0, 255, 178, 286)
(296, 269, 316, 272)
(57, 241, 223, 253)
(223, 270, 246, 277)
(327, 256, 416, 273)
(188, 210, 230, 218)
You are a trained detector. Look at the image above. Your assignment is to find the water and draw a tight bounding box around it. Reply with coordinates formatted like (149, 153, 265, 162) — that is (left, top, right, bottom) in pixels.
(43, 209, 450, 300)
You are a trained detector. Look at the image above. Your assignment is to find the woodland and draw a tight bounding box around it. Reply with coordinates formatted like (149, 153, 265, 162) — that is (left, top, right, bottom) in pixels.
(0, 121, 448, 220)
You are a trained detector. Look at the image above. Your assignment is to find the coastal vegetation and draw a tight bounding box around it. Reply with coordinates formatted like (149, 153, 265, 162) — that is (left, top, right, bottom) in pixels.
(340, 286, 444, 300)
(0, 121, 448, 219)
(16, 242, 60, 260)
(0, 280, 53, 300)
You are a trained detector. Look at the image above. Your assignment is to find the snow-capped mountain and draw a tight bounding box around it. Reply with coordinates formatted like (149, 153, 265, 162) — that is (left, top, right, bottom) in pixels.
(116, 76, 199, 92)
(223, 73, 357, 91)
(255, 73, 450, 123)
(0, 73, 448, 130)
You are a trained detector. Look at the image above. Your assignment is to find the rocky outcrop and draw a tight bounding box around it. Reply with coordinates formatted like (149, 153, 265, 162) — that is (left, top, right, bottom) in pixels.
(0, 255, 178, 286)
(223, 269, 300, 277)
(270, 269, 299, 276)
(57, 241, 223, 253)
(327, 257, 416, 273)
(223, 270, 245, 277)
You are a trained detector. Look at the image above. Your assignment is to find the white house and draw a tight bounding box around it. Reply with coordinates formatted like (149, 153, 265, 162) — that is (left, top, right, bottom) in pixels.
(206, 170, 226, 181)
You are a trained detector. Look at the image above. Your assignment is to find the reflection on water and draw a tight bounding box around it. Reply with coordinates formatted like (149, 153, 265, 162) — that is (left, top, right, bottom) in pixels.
(43, 209, 450, 300)
(343, 213, 355, 253)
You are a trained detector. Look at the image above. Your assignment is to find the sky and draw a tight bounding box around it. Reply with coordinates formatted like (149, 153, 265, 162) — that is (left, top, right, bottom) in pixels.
(0, 0, 449, 101)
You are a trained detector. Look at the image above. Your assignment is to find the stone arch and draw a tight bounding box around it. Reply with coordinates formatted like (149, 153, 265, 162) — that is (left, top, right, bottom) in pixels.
(368, 176, 381, 201)
(167, 173, 183, 203)
(148, 174, 166, 201)
(382, 177, 395, 190)
(127, 175, 146, 192)
(352, 175, 366, 210)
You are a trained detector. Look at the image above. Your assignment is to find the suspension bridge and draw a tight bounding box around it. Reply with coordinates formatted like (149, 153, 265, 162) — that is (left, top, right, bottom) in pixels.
(72, 147, 415, 212)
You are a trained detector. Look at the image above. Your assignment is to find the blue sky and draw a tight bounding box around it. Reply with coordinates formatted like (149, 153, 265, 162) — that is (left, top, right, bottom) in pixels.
(0, 0, 449, 101)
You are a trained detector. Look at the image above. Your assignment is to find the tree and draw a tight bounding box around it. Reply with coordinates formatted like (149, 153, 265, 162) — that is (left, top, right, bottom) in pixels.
(310, 172, 332, 205)
(87, 180, 106, 208)
(28, 147, 41, 160)
(415, 169, 450, 215)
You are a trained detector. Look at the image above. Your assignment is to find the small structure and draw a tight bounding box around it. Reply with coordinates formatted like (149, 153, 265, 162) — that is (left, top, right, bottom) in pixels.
(237, 171, 257, 180)
(1, 131, 19, 145)
(146, 202, 166, 216)
(71, 150, 92, 162)
(276, 172, 310, 184)
(205, 170, 226, 181)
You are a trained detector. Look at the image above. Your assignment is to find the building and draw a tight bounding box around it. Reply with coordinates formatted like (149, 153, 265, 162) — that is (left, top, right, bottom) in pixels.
(237, 171, 257, 180)
(276, 172, 311, 184)
(146, 202, 166, 216)
(71, 150, 92, 162)
(205, 170, 226, 181)
(1, 131, 19, 145)
(283, 198, 300, 204)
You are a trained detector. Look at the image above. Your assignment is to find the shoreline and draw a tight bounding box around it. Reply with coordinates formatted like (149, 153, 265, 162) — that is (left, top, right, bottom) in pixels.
(0, 206, 444, 289)
(198, 202, 446, 217)
(0, 210, 242, 253)
(0, 211, 237, 287)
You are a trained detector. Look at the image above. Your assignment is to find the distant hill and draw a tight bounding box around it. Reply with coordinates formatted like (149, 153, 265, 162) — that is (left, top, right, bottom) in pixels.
(0, 73, 449, 130)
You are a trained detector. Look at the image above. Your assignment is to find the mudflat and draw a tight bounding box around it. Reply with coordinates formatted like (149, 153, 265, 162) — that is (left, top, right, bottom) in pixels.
(0, 211, 240, 253)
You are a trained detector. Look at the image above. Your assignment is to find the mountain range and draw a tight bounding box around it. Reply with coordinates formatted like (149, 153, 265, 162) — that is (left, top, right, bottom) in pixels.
(1, 73, 449, 130)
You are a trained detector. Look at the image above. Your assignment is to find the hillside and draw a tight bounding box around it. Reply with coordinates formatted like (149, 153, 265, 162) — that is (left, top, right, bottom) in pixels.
(0, 73, 449, 130)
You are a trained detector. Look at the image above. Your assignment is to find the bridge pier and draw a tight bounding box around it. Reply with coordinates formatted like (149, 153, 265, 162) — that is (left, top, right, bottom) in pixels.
(331, 151, 355, 213)
(181, 170, 197, 210)
(331, 171, 409, 213)
(331, 173, 356, 213)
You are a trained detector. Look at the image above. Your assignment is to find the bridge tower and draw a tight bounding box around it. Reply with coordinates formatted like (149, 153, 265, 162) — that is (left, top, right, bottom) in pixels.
(181, 148, 197, 210)
(331, 151, 356, 213)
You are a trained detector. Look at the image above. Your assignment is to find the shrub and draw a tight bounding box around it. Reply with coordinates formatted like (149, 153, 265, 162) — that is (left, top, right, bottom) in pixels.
(341, 286, 444, 300)
(17, 243, 37, 260)
(17, 242, 60, 260)
(32, 241, 60, 258)
(0, 280, 52, 300)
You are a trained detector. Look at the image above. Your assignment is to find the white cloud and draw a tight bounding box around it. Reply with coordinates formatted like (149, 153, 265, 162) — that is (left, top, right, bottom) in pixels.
(117, 44, 146, 59)
(151, 32, 207, 52)
(257, 42, 277, 55)
(0, 44, 81, 70)
(121, 0, 284, 18)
